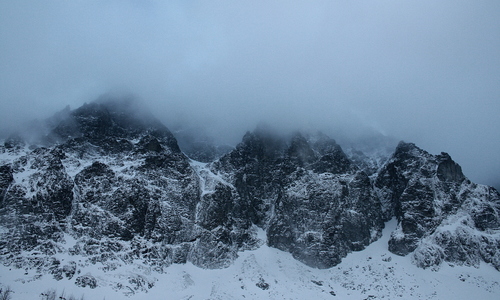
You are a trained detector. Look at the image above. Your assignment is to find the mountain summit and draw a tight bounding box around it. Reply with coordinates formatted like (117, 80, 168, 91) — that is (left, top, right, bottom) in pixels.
(0, 98, 499, 295)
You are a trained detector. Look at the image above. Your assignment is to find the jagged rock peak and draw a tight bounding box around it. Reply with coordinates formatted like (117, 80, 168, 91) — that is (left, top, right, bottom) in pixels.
(286, 132, 317, 167)
(22, 95, 179, 154)
(390, 141, 465, 183)
(209, 126, 383, 268)
(375, 141, 461, 221)
(236, 124, 289, 160)
(228, 126, 352, 171)
(59, 97, 172, 136)
(436, 152, 465, 183)
(392, 141, 428, 158)
(375, 141, 500, 271)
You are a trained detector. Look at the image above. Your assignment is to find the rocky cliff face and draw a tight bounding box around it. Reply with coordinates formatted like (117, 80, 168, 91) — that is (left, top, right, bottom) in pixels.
(375, 142, 500, 269)
(210, 129, 384, 268)
(0, 98, 499, 290)
(0, 99, 203, 278)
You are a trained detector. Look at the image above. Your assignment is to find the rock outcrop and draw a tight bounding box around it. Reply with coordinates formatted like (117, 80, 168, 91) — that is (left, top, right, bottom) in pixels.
(375, 142, 500, 270)
(211, 129, 384, 268)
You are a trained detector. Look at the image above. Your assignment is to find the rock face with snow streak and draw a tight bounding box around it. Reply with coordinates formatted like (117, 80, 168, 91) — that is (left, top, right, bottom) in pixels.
(375, 142, 500, 270)
(0, 98, 203, 275)
(210, 129, 384, 268)
(0, 97, 499, 292)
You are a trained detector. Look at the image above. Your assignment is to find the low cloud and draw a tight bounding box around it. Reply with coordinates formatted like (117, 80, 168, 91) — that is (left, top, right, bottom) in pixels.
(0, 1, 499, 188)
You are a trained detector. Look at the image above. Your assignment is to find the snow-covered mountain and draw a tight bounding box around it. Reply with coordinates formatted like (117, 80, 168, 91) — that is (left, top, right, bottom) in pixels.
(0, 97, 499, 299)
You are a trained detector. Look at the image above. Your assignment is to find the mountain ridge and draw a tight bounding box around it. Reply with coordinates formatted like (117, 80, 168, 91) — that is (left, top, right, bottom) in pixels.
(0, 97, 499, 295)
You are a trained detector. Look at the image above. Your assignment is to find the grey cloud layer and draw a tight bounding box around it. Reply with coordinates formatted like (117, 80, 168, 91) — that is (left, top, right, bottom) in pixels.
(0, 0, 499, 188)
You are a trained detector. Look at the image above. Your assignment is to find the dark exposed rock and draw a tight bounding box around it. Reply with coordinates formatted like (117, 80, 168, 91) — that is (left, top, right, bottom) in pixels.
(256, 278, 270, 290)
(49, 97, 181, 155)
(287, 133, 317, 167)
(376, 142, 463, 255)
(4, 134, 25, 149)
(75, 274, 97, 289)
(309, 132, 353, 174)
(62, 261, 77, 279)
(268, 170, 383, 268)
(212, 129, 384, 268)
(472, 201, 500, 231)
(437, 152, 465, 183)
(2, 147, 74, 225)
(213, 129, 287, 226)
(375, 141, 500, 270)
(0, 165, 13, 202)
(136, 135, 164, 153)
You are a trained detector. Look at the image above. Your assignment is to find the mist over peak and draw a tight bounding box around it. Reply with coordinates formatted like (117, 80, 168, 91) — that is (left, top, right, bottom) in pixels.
(0, 1, 499, 189)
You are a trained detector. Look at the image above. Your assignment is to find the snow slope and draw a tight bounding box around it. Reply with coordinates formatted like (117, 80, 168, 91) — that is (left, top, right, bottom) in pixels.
(1, 219, 498, 300)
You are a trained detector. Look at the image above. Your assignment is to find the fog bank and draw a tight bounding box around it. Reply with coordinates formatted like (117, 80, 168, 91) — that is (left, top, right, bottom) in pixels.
(0, 1, 499, 189)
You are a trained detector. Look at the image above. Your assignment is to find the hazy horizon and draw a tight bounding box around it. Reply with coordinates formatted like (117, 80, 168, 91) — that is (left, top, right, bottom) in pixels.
(1, 1, 499, 189)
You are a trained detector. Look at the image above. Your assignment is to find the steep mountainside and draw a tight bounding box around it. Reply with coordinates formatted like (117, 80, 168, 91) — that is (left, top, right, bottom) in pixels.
(0, 98, 499, 295)
(210, 128, 383, 268)
(375, 142, 500, 270)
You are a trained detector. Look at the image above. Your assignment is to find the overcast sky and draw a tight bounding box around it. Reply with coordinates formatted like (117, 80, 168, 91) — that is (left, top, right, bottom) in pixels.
(1, 0, 499, 188)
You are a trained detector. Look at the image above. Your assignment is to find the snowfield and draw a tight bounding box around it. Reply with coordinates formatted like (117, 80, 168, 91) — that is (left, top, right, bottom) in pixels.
(1, 219, 498, 300)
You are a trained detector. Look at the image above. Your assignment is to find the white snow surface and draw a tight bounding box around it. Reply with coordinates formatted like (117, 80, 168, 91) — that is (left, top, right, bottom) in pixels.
(190, 160, 235, 197)
(1, 219, 499, 300)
